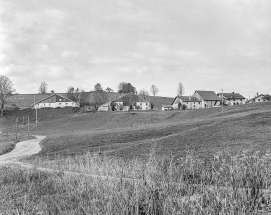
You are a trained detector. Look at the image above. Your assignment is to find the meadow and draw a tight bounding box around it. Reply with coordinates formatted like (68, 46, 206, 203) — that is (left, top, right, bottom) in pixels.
(0, 102, 271, 214)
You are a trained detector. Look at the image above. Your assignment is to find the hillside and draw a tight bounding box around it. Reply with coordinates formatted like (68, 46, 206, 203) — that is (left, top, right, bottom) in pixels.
(5, 102, 267, 160)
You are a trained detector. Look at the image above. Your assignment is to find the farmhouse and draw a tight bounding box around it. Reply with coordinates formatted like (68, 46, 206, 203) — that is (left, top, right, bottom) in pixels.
(192, 91, 220, 108)
(248, 93, 269, 103)
(33, 94, 79, 109)
(171, 96, 201, 109)
(98, 92, 150, 111)
(217, 92, 246, 105)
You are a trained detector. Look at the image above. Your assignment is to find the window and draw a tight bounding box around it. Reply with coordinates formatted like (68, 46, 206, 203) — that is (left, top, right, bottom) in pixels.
(258, 99, 260, 102)
(66, 103, 68, 105)
(59, 103, 62, 105)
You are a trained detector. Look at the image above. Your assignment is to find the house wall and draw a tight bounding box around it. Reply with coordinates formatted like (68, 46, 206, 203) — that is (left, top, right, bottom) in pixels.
(226, 98, 245, 105)
(136, 102, 150, 110)
(202, 100, 220, 108)
(34, 101, 78, 109)
(172, 98, 180, 109)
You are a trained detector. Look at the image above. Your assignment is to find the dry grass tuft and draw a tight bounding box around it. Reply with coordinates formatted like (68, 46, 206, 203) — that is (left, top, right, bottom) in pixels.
(1, 149, 271, 214)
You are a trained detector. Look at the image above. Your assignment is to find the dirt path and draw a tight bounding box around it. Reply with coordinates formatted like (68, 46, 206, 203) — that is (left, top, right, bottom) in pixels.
(0, 135, 46, 164)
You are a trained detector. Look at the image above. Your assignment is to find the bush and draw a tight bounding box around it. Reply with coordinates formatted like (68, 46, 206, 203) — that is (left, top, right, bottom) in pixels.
(150, 102, 154, 109)
(181, 104, 187, 110)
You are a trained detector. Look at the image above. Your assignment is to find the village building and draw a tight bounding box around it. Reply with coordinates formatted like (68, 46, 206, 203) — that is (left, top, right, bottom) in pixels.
(171, 96, 201, 109)
(161, 105, 173, 111)
(98, 92, 150, 111)
(247, 93, 269, 103)
(217, 92, 246, 105)
(192, 91, 220, 108)
(33, 94, 79, 109)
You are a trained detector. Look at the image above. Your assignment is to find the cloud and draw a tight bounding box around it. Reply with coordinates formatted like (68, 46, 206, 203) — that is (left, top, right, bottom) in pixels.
(0, 0, 270, 97)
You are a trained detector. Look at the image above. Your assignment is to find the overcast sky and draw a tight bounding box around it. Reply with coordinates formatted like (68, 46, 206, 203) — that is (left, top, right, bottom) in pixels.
(0, 0, 270, 98)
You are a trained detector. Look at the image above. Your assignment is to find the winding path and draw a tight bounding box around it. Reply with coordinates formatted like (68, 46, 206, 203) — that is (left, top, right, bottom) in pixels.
(0, 135, 46, 164)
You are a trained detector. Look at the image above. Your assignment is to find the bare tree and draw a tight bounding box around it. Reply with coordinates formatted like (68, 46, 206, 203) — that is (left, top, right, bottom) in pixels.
(105, 87, 113, 92)
(138, 89, 149, 99)
(39, 82, 48, 94)
(177, 82, 185, 96)
(150, 85, 159, 97)
(0, 75, 16, 116)
(94, 83, 103, 91)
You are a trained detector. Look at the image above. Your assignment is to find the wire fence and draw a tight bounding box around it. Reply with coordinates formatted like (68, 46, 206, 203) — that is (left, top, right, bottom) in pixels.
(0, 116, 36, 142)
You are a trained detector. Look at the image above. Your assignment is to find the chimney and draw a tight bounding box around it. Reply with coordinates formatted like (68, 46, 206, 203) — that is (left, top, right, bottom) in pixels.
(189, 96, 191, 101)
(257, 92, 258, 96)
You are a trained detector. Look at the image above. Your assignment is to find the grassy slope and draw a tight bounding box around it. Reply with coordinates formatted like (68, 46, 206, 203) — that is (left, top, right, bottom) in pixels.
(14, 102, 269, 160)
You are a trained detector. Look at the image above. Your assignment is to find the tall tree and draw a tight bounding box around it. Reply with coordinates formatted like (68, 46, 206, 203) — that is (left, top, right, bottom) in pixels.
(150, 85, 159, 97)
(138, 89, 149, 99)
(92, 91, 108, 110)
(94, 83, 103, 91)
(177, 82, 185, 96)
(0, 75, 16, 116)
(39, 82, 48, 94)
(79, 90, 90, 107)
(117, 81, 127, 93)
(105, 87, 113, 92)
(67, 86, 75, 101)
(118, 82, 136, 94)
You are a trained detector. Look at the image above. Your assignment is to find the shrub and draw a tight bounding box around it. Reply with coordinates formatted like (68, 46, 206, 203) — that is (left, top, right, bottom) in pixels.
(181, 104, 187, 110)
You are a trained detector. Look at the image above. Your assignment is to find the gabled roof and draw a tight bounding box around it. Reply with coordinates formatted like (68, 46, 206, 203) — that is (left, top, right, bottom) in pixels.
(162, 105, 173, 108)
(218, 93, 245, 100)
(194, 91, 220, 101)
(171, 96, 200, 105)
(111, 92, 149, 103)
(32, 93, 76, 105)
(247, 94, 266, 102)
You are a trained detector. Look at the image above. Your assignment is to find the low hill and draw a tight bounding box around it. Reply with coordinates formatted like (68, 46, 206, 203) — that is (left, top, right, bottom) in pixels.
(10, 102, 269, 160)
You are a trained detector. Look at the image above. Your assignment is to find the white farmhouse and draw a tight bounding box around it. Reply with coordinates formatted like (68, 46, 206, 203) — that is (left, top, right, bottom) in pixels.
(33, 94, 79, 109)
(98, 92, 151, 111)
(217, 92, 246, 105)
(248, 93, 269, 103)
(171, 96, 201, 109)
(192, 91, 220, 108)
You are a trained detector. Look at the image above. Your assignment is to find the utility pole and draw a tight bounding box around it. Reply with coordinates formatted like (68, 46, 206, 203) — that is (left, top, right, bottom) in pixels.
(15, 117, 18, 141)
(34, 94, 38, 127)
(27, 117, 30, 136)
(221, 89, 224, 112)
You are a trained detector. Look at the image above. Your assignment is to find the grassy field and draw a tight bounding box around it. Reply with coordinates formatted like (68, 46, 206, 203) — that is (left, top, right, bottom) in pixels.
(2, 102, 267, 160)
(1, 150, 271, 214)
(1, 102, 271, 214)
(1, 102, 271, 159)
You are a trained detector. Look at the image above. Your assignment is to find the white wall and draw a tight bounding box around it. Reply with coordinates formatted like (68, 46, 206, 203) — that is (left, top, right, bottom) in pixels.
(34, 102, 78, 109)
(136, 102, 150, 110)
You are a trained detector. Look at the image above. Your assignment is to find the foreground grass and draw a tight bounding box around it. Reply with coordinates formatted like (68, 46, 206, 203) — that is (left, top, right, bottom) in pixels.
(1, 150, 271, 214)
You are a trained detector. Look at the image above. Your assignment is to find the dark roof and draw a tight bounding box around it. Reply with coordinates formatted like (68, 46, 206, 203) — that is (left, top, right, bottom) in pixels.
(33, 93, 75, 105)
(162, 105, 173, 108)
(145, 95, 174, 109)
(218, 93, 245, 100)
(171, 96, 201, 105)
(178, 96, 200, 102)
(195, 91, 220, 101)
(247, 94, 266, 102)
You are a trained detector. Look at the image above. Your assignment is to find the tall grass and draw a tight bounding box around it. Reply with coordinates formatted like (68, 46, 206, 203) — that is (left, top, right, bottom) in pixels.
(1, 149, 271, 214)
